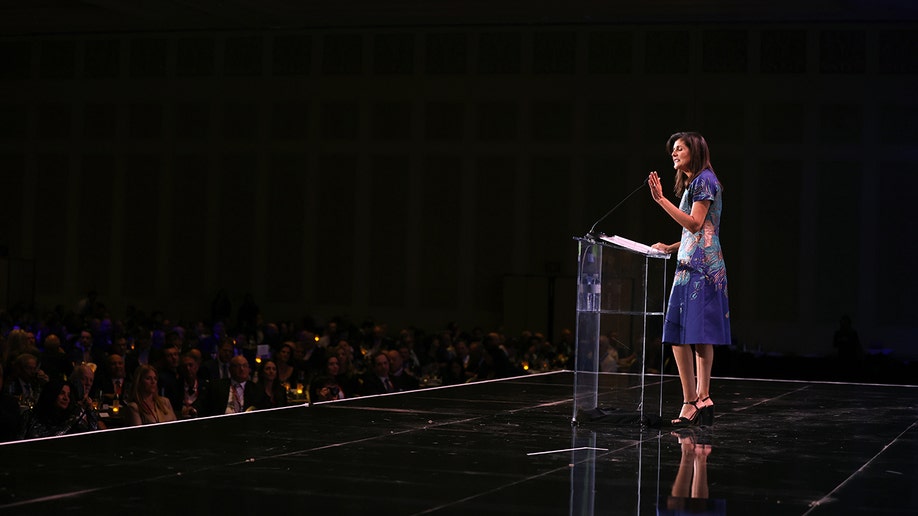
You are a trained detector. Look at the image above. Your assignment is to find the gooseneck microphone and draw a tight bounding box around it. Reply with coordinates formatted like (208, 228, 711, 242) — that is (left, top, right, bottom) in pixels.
(586, 178, 648, 237)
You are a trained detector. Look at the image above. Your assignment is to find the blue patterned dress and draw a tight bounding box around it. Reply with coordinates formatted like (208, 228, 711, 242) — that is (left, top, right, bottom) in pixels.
(662, 169, 731, 346)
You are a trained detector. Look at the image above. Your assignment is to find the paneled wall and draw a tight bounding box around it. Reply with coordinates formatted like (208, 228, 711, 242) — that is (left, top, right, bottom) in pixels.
(1, 23, 916, 355)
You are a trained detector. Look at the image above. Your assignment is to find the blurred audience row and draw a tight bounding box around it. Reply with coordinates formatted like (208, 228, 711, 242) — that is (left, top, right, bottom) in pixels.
(0, 295, 576, 442)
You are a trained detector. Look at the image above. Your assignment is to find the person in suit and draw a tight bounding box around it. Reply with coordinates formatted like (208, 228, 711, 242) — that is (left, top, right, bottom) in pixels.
(38, 334, 72, 382)
(4, 353, 48, 401)
(92, 353, 130, 405)
(203, 355, 263, 415)
(68, 330, 104, 368)
(178, 352, 208, 418)
(359, 351, 398, 396)
(124, 328, 153, 379)
(203, 338, 235, 381)
(386, 349, 419, 391)
(155, 344, 182, 413)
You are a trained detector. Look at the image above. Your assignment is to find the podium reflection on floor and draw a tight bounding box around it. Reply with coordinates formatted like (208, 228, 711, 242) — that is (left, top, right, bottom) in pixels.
(569, 426, 728, 516)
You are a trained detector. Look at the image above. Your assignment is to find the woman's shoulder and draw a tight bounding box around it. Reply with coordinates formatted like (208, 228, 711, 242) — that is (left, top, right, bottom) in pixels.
(694, 168, 718, 182)
(690, 169, 721, 194)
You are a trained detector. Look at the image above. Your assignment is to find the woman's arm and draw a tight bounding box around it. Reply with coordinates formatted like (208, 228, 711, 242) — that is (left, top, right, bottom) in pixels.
(124, 402, 142, 426)
(648, 172, 711, 233)
(651, 241, 680, 254)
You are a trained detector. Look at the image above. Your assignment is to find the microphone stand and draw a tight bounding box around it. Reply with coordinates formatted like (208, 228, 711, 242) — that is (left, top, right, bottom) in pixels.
(585, 179, 648, 239)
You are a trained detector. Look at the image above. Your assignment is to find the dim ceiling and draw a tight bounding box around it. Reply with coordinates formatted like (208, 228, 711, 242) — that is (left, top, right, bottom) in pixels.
(1, 0, 917, 36)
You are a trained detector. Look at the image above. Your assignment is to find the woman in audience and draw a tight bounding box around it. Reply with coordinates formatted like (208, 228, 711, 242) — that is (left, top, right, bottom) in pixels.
(22, 379, 97, 438)
(255, 359, 287, 409)
(310, 354, 348, 402)
(274, 342, 299, 387)
(124, 365, 177, 426)
(441, 358, 467, 386)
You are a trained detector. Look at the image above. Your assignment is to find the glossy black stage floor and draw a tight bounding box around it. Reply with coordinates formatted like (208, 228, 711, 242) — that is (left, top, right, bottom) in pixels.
(1, 371, 916, 515)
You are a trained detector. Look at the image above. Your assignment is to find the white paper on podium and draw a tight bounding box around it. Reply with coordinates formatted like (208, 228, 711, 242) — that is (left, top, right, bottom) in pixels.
(598, 234, 669, 257)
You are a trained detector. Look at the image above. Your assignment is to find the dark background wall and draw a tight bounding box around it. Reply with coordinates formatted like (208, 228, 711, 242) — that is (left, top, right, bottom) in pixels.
(1, 3, 916, 358)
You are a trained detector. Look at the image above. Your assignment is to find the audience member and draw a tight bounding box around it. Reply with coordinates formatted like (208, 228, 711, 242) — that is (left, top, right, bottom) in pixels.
(387, 349, 419, 391)
(363, 324, 393, 357)
(203, 338, 235, 381)
(360, 351, 398, 396)
(21, 379, 99, 438)
(155, 344, 183, 412)
(441, 358, 466, 386)
(93, 354, 130, 404)
(67, 364, 107, 431)
(184, 348, 209, 381)
(316, 320, 340, 349)
(39, 334, 72, 381)
(70, 330, 102, 368)
(420, 332, 452, 378)
(454, 338, 471, 377)
(203, 355, 263, 415)
(0, 364, 23, 442)
(69, 364, 96, 407)
(178, 352, 208, 418)
(254, 359, 287, 409)
(2, 329, 39, 370)
(124, 365, 177, 426)
(329, 343, 360, 395)
(125, 328, 153, 379)
(109, 335, 129, 362)
(310, 354, 348, 402)
(274, 341, 300, 387)
(295, 330, 325, 378)
(397, 341, 422, 378)
(199, 320, 228, 360)
(5, 353, 48, 402)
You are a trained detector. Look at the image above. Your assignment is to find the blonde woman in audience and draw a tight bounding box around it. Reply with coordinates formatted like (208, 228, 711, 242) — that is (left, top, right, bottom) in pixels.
(124, 365, 177, 426)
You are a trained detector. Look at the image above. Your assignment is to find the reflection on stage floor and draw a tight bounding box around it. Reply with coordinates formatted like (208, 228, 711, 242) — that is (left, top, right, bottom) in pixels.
(1, 372, 916, 515)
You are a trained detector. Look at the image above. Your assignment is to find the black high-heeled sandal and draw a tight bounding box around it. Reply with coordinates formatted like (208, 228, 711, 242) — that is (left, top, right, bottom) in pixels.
(698, 396, 715, 426)
(669, 399, 700, 427)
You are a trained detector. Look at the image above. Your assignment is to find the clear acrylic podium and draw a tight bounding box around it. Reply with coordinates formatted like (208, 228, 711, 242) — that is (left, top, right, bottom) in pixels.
(571, 234, 670, 425)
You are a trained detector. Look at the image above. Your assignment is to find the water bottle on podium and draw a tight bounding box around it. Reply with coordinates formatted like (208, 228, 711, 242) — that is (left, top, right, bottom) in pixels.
(580, 248, 601, 312)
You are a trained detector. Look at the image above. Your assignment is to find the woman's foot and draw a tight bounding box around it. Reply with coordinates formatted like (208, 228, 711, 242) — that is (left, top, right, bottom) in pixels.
(670, 399, 700, 427)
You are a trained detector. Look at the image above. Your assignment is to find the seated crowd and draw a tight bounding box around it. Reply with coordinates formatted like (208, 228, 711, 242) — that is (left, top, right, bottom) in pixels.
(0, 299, 576, 442)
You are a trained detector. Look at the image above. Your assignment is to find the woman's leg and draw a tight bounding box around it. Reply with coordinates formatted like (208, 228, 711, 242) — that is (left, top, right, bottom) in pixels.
(695, 344, 714, 409)
(672, 344, 698, 420)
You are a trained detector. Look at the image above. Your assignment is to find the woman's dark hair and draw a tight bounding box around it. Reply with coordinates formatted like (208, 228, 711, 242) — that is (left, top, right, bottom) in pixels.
(257, 359, 287, 401)
(666, 132, 714, 197)
(33, 379, 72, 425)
